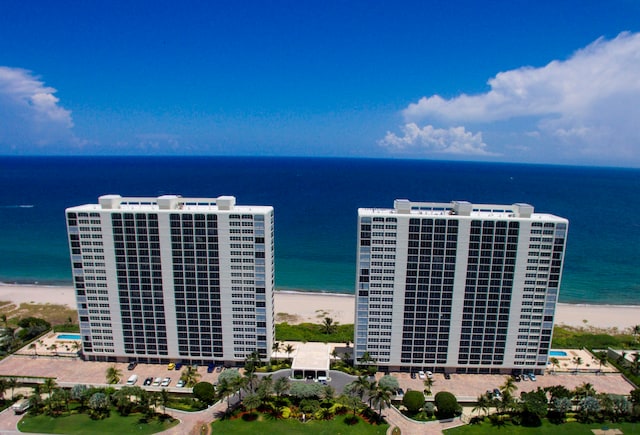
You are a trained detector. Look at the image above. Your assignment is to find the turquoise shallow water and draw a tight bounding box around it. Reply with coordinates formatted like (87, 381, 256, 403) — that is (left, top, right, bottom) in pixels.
(0, 156, 638, 304)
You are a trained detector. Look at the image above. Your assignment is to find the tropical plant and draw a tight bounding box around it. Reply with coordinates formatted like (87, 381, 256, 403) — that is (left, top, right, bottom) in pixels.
(572, 356, 583, 373)
(595, 350, 608, 371)
(321, 317, 336, 334)
(181, 365, 201, 387)
(573, 382, 597, 399)
(88, 392, 110, 419)
(7, 377, 17, 400)
(579, 395, 601, 422)
(289, 382, 324, 399)
(243, 392, 261, 413)
(256, 375, 273, 401)
(273, 376, 290, 397)
(500, 375, 518, 397)
(272, 341, 281, 356)
(423, 376, 434, 395)
(284, 343, 295, 361)
(105, 365, 122, 384)
(43, 377, 57, 399)
(370, 385, 393, 418)
(378, 375, 399, 391)
(552, 396, 573, 418)
(473, 393, 492, 417)
(519, 388, 548, 427)
(549, 357, 560, 374)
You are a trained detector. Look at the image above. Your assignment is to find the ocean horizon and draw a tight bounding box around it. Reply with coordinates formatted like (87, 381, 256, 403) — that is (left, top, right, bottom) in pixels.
(0, 156, 638, 305)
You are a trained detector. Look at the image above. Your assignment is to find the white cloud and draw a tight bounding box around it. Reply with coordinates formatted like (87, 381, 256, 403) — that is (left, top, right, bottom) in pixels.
(0, 66, 76, 149)
(385, 32, 640, 165)
(380, 123, 495, 155)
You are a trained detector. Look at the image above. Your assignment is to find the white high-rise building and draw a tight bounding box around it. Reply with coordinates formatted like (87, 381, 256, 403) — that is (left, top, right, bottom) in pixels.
(354, 200, 568, 374)
(66, 194, 274, 365)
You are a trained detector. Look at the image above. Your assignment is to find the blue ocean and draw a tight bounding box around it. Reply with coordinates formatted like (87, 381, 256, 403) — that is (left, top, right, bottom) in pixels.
(0, 156, 638, 305)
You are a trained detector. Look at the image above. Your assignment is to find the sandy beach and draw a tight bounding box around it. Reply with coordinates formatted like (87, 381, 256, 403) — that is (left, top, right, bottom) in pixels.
(1, 283, 638, 331)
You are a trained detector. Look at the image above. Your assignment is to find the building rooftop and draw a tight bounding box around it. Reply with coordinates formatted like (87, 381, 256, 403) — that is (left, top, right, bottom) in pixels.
(359, 200, 567, 221)
(66, 194, 272, 213)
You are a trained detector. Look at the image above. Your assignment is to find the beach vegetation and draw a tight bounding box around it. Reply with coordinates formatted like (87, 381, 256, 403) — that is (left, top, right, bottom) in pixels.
(551, 325, 636, 349)
(276, 322, 354, 343)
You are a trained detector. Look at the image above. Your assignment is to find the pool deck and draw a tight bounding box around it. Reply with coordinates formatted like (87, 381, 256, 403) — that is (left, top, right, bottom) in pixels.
(16, 331, 81, 358)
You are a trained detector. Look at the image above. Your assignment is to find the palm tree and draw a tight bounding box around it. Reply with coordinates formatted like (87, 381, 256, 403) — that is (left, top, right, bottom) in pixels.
(181, 365, 201, 387)
(500, 375, 517, 397)
(7, 377, 18, 400)
(572, 356, 583, 373)
(71, 341, 81, 355)
(371, 385, 393, 419)
(0, 379, 7, 400)
(574, 382, 597, 399)
(272, 341, 281, 358)
(632, 353, 640, 375)
(473, 393, 492, 418)
(216, 379, 234, 410)
(549, 357, 560, 374)
(330, 348, 339, 360)
(273, 376, 290, 397)
(43, 378, 57, 399)
(284, 344, 295, 362)
(243, 392, 261, 414)
(106, 365, 122, 384)
(322, 317, 336, 334)
(158, 389, 170, 414)
(423, 376, 434, 396)
(29, 342, 37, 357)
(633, 324, 640, 343)
(595, 351, 608, 371)
(49, 343, 58, 356)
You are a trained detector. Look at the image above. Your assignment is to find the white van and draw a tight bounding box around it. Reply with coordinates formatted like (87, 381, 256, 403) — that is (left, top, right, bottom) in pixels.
(126, 374, 138, 385)
(12, 398, 30, 414)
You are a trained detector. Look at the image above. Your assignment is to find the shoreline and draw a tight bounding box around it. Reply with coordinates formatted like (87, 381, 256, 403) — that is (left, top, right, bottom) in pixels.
(1, 283, 638, 330)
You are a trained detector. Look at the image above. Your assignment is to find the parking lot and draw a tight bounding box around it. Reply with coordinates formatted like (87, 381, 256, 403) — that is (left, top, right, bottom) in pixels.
(386, 370, 635, 402)
(0, 354, 224, 391)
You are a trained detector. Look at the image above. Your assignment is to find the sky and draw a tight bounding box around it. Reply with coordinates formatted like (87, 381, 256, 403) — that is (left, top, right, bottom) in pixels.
(1, 0, 640, 167)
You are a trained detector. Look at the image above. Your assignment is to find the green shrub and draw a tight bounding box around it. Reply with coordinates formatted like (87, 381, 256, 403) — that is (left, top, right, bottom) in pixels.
(402, 391, 425, 413)
(434, 391, 460, 419)
(192, 382, 216, 405)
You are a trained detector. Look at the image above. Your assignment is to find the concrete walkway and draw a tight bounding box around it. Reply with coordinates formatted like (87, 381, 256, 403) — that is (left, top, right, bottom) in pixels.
(382, 405, 467, 435)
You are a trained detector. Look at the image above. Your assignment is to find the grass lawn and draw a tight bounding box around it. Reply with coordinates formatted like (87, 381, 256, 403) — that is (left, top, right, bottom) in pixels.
(445, 418, 640, 434)
(212, 413, 388, 434)
(18, 411, 178, 434)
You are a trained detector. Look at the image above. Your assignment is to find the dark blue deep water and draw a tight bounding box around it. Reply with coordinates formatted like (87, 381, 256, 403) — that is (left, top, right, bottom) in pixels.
(0, 156, 638, 304)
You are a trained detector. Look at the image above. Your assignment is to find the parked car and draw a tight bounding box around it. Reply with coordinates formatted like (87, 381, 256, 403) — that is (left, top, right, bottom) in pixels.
(410, 372, 416, 379)
(161, 377, 171, 387)
(127, 361, 137, 370)
(144, 377, 153, 386)
(12, 399, 30, 414)
(152, 377, 162, 386)
(512, 374, 521, 382)
(126, 374, 138, 385)
(522, 373, 529, 381)
(207, 363, 215, 373)
(176, 379, 185, 388)
(396, 388, 404, 396)
(444, 373, 451, 380)
(426, 371, 433, 379)
(175, 362, 183, 370)
(493, 388, 502, 399)
(528, 373, 537, 381)
(216, 366, 223, 372)
(167, 362, 175, 370)
(418, 370, 425, 379)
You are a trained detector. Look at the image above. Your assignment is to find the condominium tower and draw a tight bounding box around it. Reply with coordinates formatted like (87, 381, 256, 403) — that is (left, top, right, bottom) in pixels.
(355, 200, 568, 374)
(66, 194, 274, 365)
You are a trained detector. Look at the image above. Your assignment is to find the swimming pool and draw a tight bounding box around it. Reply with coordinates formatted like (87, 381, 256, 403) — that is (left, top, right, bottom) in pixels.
(57, 333, 81, 341)
(549, 350, 568, 357)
